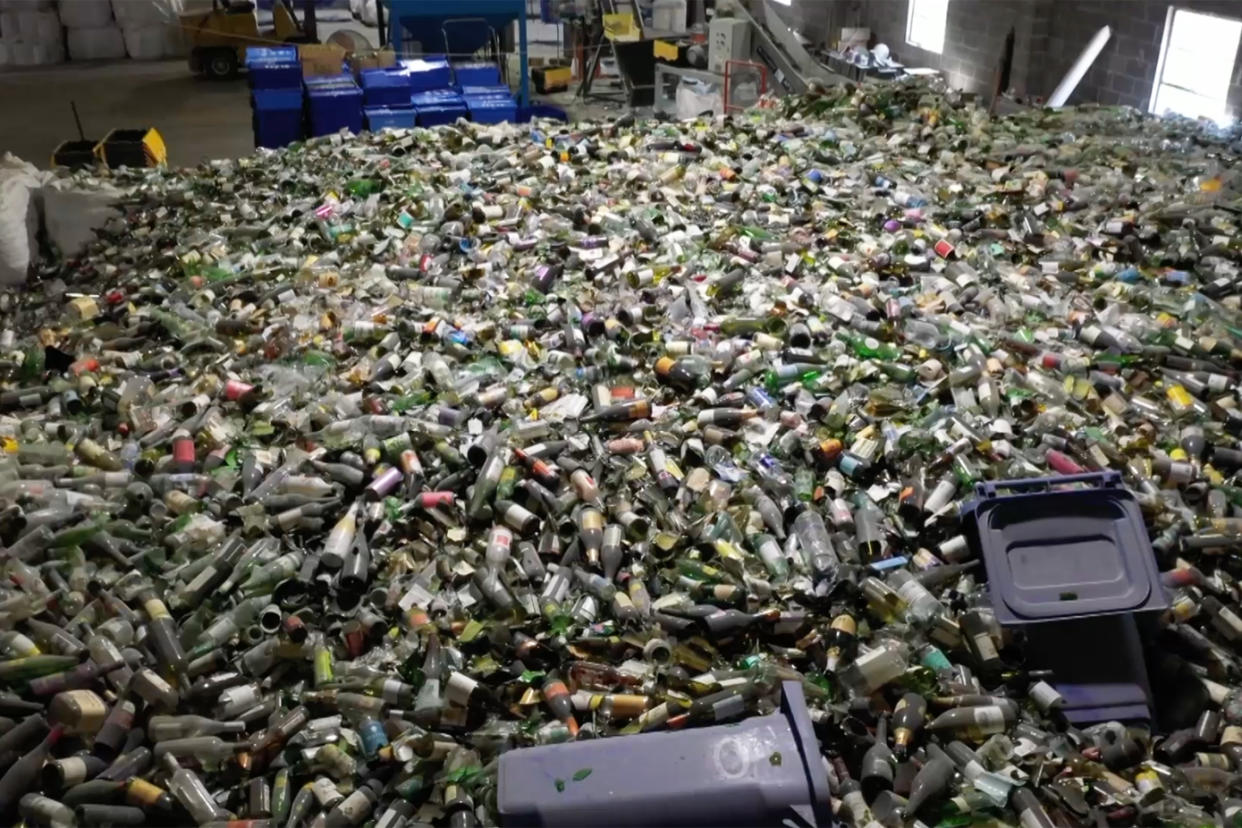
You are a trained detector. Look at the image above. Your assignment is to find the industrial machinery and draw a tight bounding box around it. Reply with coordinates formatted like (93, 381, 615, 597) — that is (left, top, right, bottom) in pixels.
(181, 0, 311, 79)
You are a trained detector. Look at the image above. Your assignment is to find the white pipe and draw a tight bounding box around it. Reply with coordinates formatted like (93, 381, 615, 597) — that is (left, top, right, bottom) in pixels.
(1048, 25, 1111, 107)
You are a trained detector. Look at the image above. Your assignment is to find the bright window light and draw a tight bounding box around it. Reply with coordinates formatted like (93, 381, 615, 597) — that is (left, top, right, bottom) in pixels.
(1150, 7, 1242, 123)
(906, 0, 948, 54)
(770, 0, 792, 6)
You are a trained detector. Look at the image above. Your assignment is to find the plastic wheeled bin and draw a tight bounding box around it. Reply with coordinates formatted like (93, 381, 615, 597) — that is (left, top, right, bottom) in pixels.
(360, 69, 412, 107)
(246, 46, 301, 89)
(252, 88, 304, 149)
(453, 60, 501, 87)
(401, 57, 452, 91)
(94, 127, 166, 168)
(365, 106, 417, 131)
(51, 140, 100, 169)
(466, 95, 516, 124)
(497, 681, 833, 827)
(961, 471, 1169, 725)
(305, 83, 363, 137)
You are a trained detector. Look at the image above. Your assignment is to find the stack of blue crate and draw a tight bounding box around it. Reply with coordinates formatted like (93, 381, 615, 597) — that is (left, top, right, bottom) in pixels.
(247, 46, 304, 148)
(304, 74, 364, 137)
(451, 63, 518, 124)
(361, 68, 416, 131)
(411, 88, 468, 127)
(403, 57, 453, 92)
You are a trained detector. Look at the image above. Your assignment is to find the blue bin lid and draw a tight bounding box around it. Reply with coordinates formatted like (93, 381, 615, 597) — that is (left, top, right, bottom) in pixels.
(460, 85, 512, 98)
(304, 74, 356, 89)
(252, 89, 304, 111)
(401, 57, 450, 71)
(467, 97, 514, 108)
(246, 45, 298, 65)
(361, 69, 410, 89)
(307, 85, 362, 99)
(364, 105, 415, 115)
(961, 471, 1168, 624)
(411, 89, 463, 106)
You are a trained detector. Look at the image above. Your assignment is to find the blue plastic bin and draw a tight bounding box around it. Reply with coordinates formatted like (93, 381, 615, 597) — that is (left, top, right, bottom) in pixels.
(305, 83, 363, 136)
(961, 471, 1168, 725)
(360, 69, 412, 107)
(497, 681, 833, 828)
(453, 61, 501, 87)
(416, 104, 468, 127)
(402, 57, 452, 91)
(251, 88, 304, 148)
(247, 47, 301, 89)
(466, 96, 517, 124)
(365, 106, 417, 131)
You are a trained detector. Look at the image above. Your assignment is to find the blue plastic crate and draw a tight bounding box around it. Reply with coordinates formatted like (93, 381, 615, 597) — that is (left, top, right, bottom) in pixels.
(410, 88, 463, 107)
(306, 84, 363, 136)
(249, 62, 301, 90)
(251, 88, 304, 148)
(466, 96, 517, 124)
(304, 73, 357, 91)
(416, 104, 468, 127)
(402, 57, 452, 91)
(360, 69, 412, 107)
(365, 106, 417, 131)
(453, 61, 500, 87)
(460, 85, 513, 99)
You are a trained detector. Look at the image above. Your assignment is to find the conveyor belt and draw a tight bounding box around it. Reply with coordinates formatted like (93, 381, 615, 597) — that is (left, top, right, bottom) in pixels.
(735, 0, 845, 94)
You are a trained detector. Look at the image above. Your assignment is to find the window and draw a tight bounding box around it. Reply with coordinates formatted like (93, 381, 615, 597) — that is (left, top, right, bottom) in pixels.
(906, 0, 949, 54)
(1150, 7, 1242, 123)
(770, 0, 792, 6)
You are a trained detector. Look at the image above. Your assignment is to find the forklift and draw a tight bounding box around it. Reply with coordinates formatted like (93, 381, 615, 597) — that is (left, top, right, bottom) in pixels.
(182, 0, 319, 79)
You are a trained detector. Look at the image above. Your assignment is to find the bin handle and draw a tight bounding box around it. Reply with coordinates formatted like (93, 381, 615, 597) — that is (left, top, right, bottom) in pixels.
(975, 470, 1122, 499)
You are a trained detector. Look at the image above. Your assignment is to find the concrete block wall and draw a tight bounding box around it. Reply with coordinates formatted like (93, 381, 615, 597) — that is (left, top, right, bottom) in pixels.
(816, 0, 1046, 95)
(787, 0, 1242, 118)
(1039, 0, 1242, 119)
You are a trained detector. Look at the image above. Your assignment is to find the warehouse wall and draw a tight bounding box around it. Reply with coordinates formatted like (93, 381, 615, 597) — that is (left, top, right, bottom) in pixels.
(1039, 0, 1242, 118)
(792, 0, 1242, 118)
(818, 0, 1047, 96)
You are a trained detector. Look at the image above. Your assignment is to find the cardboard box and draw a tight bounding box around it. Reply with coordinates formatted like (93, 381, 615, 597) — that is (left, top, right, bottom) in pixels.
(348, 47, 397, 76)
(299, 42, 347, 78)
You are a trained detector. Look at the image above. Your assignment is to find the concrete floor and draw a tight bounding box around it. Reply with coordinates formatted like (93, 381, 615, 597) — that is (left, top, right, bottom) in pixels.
(0, 59, 627, 169)
(0, 59, 255, 168)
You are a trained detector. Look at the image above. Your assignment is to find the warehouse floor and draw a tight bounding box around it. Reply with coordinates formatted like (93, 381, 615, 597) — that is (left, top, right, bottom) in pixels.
(0, 59, 624, 169)
(0, 60, 255, 167)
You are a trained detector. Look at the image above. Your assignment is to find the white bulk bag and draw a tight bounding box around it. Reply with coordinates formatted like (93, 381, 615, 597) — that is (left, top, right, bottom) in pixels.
(111, 0, 174, 27)
(29, 35, 62, 62)
(41, 181, 121, 259)
(0, 155, 48, 286)
(16, 8, 59, 40)
(57, 0, 111, 29)
(67, 22, 124, 59)
(121, 22, 165, 58)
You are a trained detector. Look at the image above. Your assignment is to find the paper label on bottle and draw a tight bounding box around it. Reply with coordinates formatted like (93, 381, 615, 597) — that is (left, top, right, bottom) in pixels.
(896, 578, 928, 605)
(59, 756, 88, 786)
(973, 632, 998, 662)
(975, 705, 1006, 731)
(712, 693, 746, 721)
